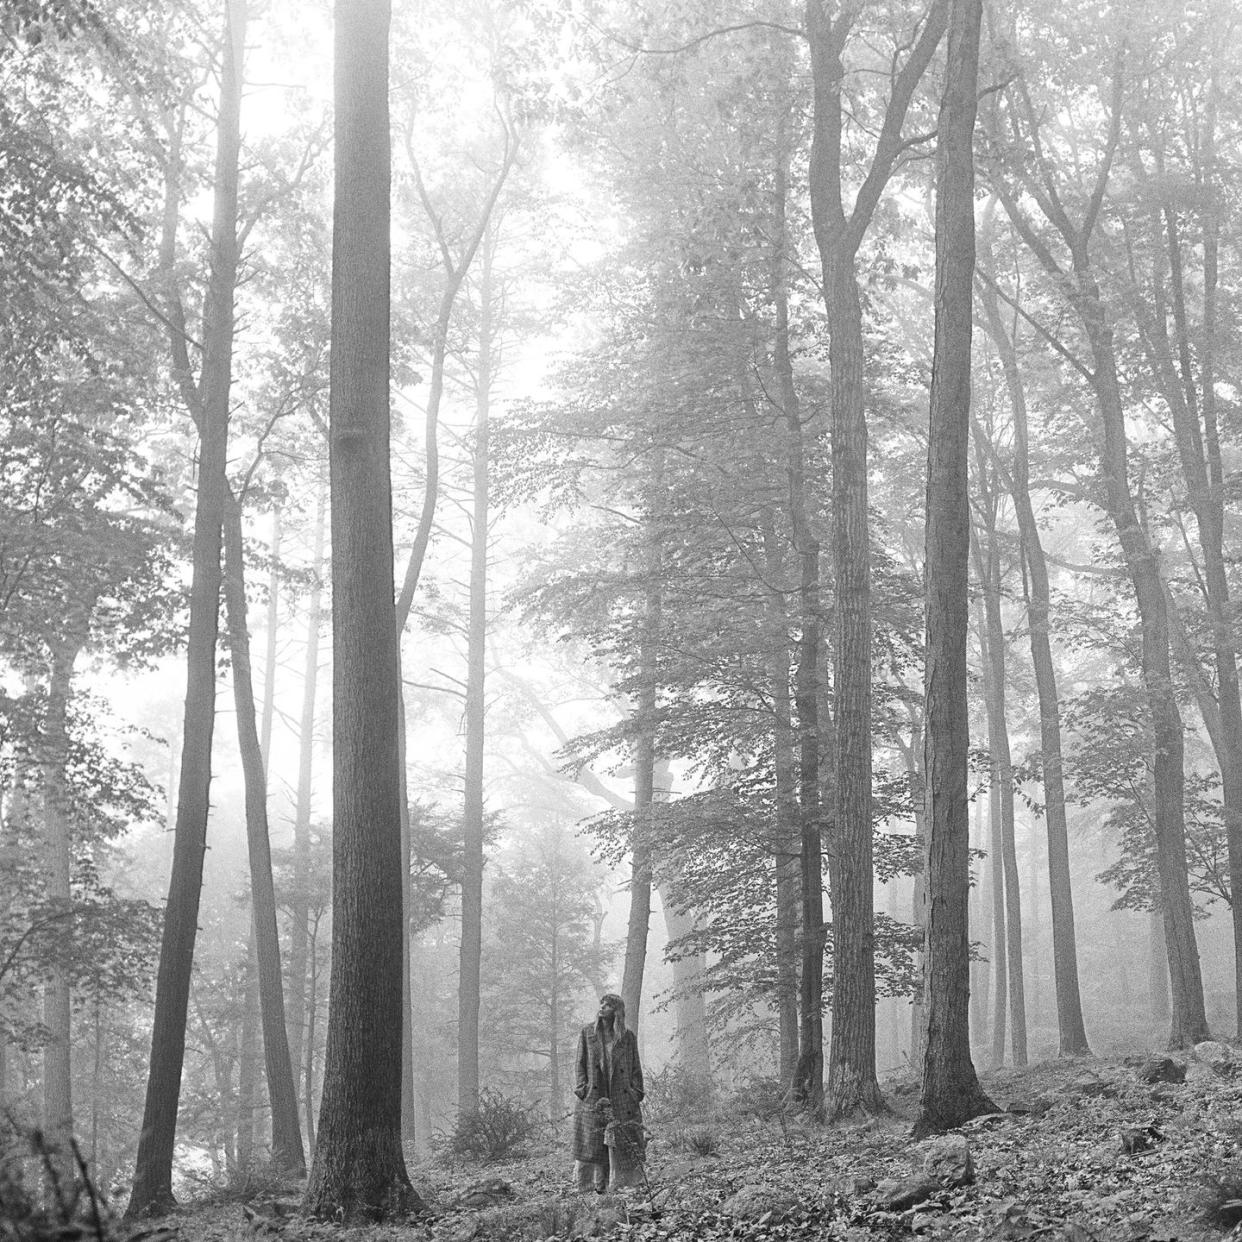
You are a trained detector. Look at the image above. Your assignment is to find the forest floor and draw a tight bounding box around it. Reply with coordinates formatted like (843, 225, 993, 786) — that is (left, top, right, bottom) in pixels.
(91, 1050, 1242, 1241)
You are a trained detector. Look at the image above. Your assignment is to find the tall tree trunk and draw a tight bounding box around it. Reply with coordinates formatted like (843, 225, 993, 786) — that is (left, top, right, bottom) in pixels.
(236, 938, 259, 1173)
(303, 0, 415, 1217)
(260, 508, 280, 764)
(304, 913, 321, 1154)
(287, 480, 326, 1113)
(914, 0, 994, 1137)
(976, 260, 1090, 1054)
(969, 797, 986, 1048)
(805, 0, 948, 1120)
(988, 776, 1008, 1068)
(760, 509, 801, 1087)
(458, 234, 494, 1117)
(971, 533, 1027, 1066)
(42, 635, 81, 1187)
(897, 715, 927, 1068)
(660, 895, 712, 1078)
(992, 58, 1209, 1049)
(223, 494, 306, 1174)
(621, 505, 662, 1034)
(1131, 140, 1242, 1037)
(1149, 909, 1170, 1023)
(126, 0, 244, 1214)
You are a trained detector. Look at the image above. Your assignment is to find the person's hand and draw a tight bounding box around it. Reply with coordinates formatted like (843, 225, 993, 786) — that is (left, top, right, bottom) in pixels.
(596, 1096, 612, 1112)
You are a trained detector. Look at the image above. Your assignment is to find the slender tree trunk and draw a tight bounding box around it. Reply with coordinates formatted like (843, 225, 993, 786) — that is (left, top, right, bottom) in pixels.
(304, 914, 320, 1154)
(287, 480, 325, 1109)
(969, 797, 986, 1048)
(992, 59, 1209, 1048)
(915, 0, 994, 1137)
(304, 0, 415, 1216)
(898, 718, 927, 1069)
(458, 235, 493, 1117)
(988, 776, 1007, 1068)
(1135, 162, 1242, 1038)
(223, 494, 305, 1173)
(260, 508, 280, 764)
(660, 895, 712, 1078)
(42, 637, 81, 1187)
(621, 505, 662, 1033)
(972, 536, 1027, 1066)
(1149, 909, 1170, 1024)
(127, 1, 244, 1213)
(760, 510, 801, 1087)
(976, 263, 1090, 1054)
(236, 938, 259, 1173)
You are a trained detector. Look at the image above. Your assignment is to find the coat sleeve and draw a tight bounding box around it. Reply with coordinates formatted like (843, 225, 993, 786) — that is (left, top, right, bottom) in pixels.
(574, 1028, 589, 1099)
(630, 1033, 644, 1101)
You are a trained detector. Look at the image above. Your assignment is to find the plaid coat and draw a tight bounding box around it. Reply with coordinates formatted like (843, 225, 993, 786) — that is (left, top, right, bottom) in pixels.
(570, 1023, 645, 1163)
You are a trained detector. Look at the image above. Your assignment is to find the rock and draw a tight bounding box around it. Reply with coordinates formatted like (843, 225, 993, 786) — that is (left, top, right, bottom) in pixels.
(827, 1173, 876, 1198)
(1137, 1056, 1186, 1085)
(1194, 1040, 1234, 1073)
(452, 1177, 514, 1209)
(1070, 1074, 1109, 1097)
(720, 1185, 799, 1223)
(433, 1221, 479, 1242)
(585, 1202, 626, 1235)
(874, 1173, 939, 1211)
(1119, 1124, 1164, 1154)
(921, 1134, 974, 1188)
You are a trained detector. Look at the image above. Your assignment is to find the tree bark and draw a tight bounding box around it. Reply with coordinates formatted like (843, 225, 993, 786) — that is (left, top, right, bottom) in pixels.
(990, 55, 1209, 1049)
(987, 776, 1007, 1068)
(287, 480, 326, 1117)
(976, 261, 1090, 1054)
(805, 0, 947, 1120)
(915, 0, 995, 1137)
(303, 0, 416, 1218)
(236, 938, 259, 1172)
(42, 635, 80, 1187)
(760, 508, 801, 1087)
(223, 492, 306, 1173)
(971, 532, 1027, 1066)
(620, 502, 662, 1034)
(126, 0, 244, 1214)
(458, 230, 494, 1117)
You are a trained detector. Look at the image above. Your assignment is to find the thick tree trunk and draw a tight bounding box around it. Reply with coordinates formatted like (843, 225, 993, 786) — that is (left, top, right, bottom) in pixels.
(126, 0, 244, 1214)
(805, 0, 948, 1119)
(223, 494, 306, 1174)
(303, 0, 416, 1217)
(458, 235, 493, 1117)
(915, 0, 995, 1137)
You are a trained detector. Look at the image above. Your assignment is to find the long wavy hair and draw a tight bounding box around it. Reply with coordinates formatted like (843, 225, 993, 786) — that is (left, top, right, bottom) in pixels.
(595, 992, 627, 1039)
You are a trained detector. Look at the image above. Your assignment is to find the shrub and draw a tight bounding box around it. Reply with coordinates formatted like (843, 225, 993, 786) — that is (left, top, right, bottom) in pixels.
(726, 1075, 789, 1118)
(442, 1089, 538, 1163)
(642, 1064, 716, 1122)
(665, 1124, 719, 1157)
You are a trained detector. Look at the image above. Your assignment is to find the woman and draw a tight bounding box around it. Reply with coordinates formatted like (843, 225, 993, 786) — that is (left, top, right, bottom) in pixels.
(571, 993, 645, 1192)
